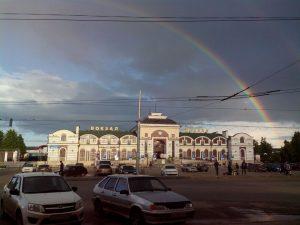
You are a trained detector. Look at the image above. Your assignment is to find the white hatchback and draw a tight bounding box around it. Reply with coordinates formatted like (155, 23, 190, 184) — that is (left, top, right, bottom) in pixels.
(21, 163, 37, 173)
(0, 172, 84, 225)
(161, 165, 179, 176)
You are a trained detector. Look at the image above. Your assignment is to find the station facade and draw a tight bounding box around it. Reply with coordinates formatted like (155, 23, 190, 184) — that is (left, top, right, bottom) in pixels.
(47, 113, 254, 165)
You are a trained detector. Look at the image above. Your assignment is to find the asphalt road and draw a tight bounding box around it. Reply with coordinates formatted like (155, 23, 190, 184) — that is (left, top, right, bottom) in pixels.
(1, 169, 300, 225)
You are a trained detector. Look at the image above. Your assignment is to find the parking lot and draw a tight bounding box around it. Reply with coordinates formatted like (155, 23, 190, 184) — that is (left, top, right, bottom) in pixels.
(1, 167, 300, 225)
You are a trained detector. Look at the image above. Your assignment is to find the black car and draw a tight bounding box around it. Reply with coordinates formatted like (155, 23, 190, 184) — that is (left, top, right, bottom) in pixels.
(63, 164, 88, 176)
(196, 164, 209, 172)
(247, 163, 267, 172)
(120, 165, 137, 174)
(265, 163, 281, 172)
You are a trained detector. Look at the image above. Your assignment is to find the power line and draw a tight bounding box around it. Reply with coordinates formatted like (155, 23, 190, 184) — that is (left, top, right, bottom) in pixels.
(1, 16, 300, 23)
(221, 59, 300, 101)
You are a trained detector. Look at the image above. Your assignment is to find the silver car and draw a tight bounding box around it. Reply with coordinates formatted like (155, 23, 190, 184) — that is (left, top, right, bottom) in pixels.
(92, 175, 195, 225)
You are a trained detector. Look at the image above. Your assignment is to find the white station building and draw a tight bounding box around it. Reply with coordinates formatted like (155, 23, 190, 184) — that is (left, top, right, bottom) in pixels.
(47, 112, 254, 166)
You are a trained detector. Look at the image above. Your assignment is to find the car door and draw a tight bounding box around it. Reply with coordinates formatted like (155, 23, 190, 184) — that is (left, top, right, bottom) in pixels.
(8, 176, 22, 218)
(102, 177, 118, 211)
(111, 178, 131, 217)
(4, 176, 20, 217)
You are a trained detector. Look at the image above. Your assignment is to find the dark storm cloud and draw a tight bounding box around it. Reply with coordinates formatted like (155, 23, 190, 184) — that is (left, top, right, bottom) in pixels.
(0, 0, 300, 146)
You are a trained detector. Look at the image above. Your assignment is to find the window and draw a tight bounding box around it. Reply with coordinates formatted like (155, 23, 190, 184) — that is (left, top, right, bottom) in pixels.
(115, 178, 128, 192)
(7, 176, 18, 189)
(240, 137, 245, 143)
(104, 178, 118, 191)
(98, 177, 109, 188)
(171, 134, 175, 138)
(90, 149, 96, 161)
(79, 149, 85, 161)
(61, 134, 66, 141)
(145, 133, 148, 138)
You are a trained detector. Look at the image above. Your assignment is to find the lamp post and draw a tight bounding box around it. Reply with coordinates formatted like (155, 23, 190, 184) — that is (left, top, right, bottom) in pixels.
(136, 90, 142, 174)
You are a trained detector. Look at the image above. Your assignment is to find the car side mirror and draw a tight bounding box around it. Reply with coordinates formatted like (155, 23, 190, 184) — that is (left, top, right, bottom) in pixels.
(120, 190, 129, 195)
(72, 186, 78, 192)
(10, 189, 20, 195)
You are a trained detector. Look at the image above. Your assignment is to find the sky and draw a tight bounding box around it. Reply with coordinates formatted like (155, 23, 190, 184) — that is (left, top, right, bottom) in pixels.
(0, 0, 299, 147)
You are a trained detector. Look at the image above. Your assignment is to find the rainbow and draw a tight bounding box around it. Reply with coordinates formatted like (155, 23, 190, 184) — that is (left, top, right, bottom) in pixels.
(99, 0, 272, 122)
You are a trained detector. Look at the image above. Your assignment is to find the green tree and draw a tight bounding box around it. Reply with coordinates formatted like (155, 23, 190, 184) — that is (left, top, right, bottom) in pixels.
(2, 129, 19, 150)
(255, 137, 273, 162)
(17, 134, 26, 155)
(0, 130, 4, 149)
(282, 132, 300, 163)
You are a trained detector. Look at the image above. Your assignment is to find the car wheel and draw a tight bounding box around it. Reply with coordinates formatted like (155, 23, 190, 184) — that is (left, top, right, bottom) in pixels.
(16, 210, 23, 225)
(130, 208, 144, 225)
(0, 200, 7, 219)
(94, 199, 104, 217)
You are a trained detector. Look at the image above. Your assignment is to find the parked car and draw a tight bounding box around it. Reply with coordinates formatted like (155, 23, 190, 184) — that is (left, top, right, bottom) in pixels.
(119, 165, 137, 174)
(196, 164, 209, 172)
(37, 164, 52, 172)
(161, 164, 179, 176)
(0, 172, 84, 225)
(181, 164, 197, 172)
(291, 163, 300, 171)
(92, 175, 195, 224)
(95, 164, 113, 176)
(115, 164, 126, 173)
(21, 162, 36, 173)
(98, 160, 111, 166)
(265, 163, 281, 172)
(247, 163, 267, 172)
(64, 164, 88, 177)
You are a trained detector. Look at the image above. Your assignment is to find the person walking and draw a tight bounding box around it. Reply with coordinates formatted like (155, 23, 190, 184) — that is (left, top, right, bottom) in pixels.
(214, 160, 220, 177)
(227, 161, 232, 175)
(284, 161, 291, 176)
(59, 161, 64, 176)
(234, 163, 240, 175)
(241, 160, 247, 175)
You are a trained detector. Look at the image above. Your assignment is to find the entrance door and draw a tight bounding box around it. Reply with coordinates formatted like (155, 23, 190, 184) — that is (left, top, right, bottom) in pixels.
(153, 139, 166, 159)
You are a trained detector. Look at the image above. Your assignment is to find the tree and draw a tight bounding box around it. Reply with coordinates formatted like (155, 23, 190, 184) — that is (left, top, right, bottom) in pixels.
(254, 137, 273, 162)
(1, 129, 19, 150)
(281, 132, 300, 163)
(17, 134, 26, 155)
(0, 130, 4, 149)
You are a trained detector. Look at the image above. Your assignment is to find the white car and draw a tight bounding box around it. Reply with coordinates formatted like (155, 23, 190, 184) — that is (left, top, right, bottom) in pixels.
(161, 165, 179, 176)
(21, 163, 36, 173)
(0, 172, 84, 225)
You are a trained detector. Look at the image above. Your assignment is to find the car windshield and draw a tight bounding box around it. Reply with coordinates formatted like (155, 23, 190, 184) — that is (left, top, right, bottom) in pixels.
(100, 165, 111, 168)
(129, 177, 168, 192)
(123, 166, 135, 170)
(165, 166, 176, 169)
(23, 163, 33, 167)
(23, 176, 71, 193)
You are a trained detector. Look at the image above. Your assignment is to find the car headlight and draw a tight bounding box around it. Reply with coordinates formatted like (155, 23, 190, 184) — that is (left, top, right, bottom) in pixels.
(28, 203, 44, 213)
(75, 200, 83, 210)
(149, 204, 167, 211)
(185, 202, 193, 208)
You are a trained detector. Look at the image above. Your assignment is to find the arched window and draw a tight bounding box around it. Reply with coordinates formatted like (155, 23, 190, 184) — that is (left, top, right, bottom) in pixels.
(187, 149, 192, 159)
(132, 149, 137, 158)
(240, 148, 245, 160)
(101, 149, 106, 160)
(59, 148, 66, 161)
(121, 149, 127, 160)
(213, 149, 217, 159)
(79, 149, 85, 161)
(204, 149, 208, 159)
(240, 137, 245, 143)
(90, 149, 96, 161)
(221, 149, 226, 160)
(61, 134, 66, 142)
(179, 149, 183, 159)
(196, 149, 200, 159)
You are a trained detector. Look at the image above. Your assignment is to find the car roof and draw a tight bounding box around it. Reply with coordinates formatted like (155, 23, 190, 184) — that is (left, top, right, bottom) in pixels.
(107, 174, 152, 179)
(15, 172, 59, 178)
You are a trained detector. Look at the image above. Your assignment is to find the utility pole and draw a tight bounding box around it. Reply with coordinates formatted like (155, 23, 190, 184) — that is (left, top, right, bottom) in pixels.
(136, 90, 142, 174)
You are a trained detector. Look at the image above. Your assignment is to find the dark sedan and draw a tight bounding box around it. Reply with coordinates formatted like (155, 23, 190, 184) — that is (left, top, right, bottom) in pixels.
(63, 164, 88, 177)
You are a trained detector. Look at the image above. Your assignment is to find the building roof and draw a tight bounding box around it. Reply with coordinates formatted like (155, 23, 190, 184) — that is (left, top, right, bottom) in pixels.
(179, 132, 224, 139)
(140, 117, 178, 125)
(79, 130, 136, 138)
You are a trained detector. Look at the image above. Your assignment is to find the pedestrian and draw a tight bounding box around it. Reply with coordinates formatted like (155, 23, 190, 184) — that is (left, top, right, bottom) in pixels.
(234, 163, 240, 175)
(214, 160, 220, 177)
(284, 161, 291, 176)
(241, 160, 247, 175)
(59, 161, 64, 176)
(227, 161, 232, 175)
